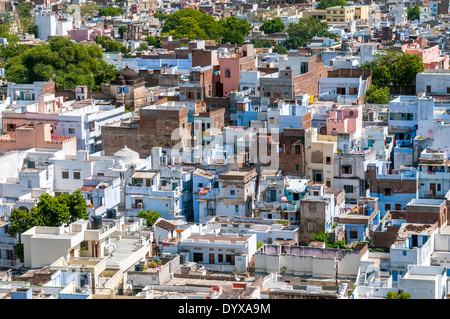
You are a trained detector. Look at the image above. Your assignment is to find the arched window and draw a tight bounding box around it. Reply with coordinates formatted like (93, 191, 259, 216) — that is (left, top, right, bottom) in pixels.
(224, 69, 231, 78)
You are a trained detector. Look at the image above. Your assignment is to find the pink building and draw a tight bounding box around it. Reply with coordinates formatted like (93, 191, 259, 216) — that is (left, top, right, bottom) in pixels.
(219, 45, 256, 96)
(70, 28, 112, 42)
(0, 123, 76, 154)
(404, 43, 449, 70)
(326, 105, 363, 137)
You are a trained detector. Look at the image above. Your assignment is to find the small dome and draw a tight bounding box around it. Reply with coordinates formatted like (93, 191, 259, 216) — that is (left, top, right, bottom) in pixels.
(116, 74, 126, 85)
(119, 66, 140, 81)
(114, 145, 139, 164)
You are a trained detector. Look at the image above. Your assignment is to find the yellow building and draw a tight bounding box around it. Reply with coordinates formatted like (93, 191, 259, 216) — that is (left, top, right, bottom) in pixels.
(301, 9, 328, 20)
(354, 5, 369, 20)
(326, 6, 355, 23)
(326, 5, 369, 23)
(304, 127, 337, 188)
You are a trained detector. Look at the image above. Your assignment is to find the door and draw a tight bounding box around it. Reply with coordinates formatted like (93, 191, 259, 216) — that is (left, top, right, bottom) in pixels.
(430, 183, 436, 196)
(209, 254, 215, 264)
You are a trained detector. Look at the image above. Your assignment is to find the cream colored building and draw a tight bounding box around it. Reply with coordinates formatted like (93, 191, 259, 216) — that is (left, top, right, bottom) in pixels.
(302, 9, 328, 20)
(326, 5, 369, 23)
(304, 127, 337, 187)
(21, 217, 152, 270)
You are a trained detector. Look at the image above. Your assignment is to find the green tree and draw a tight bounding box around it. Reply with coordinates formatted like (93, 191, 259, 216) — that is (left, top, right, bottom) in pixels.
(362, 50, 424, 87)
(260, 17, 285, 34)
(138, 210, 161, 227)
(386, 291, 411, 299)
(80, 2, 99, 20)
(365, 84, 391, 104)
(407, 5, 420, 21)
(286, 17, 337, 49)
(17, 2, 33, 20)
(118, 25, 127, 39)
(219, 16, 252, 45)
(145, 36, 161, 48)
(136, 42, 148, 51)
(153, 13, 168, 21)
(273, 45, 288, 54)
(316, 0, 348, 9)
(27, 25, 38, 37)
(98, 6, 125, 17)
(4, 36, 118, 91)
(162, 9, 222, 42)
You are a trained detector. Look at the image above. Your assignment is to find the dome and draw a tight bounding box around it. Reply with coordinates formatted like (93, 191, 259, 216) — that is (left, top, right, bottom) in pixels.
(118, 66, 140, 81)
(114, 145, 139, 164)
(112, 158, 125, 170)
(116, 74, 126, 85)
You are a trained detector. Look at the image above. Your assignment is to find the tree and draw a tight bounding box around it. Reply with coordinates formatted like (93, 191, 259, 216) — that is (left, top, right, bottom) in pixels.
(80, 2, 99, 20)
(407, 5, 420, 21)
(136, 42, 148, 51)
(27, 25, 38, 37)
(286, 17, 337, 49)
(7, 191, 89, 261)
(219, 16, 252, 45)
(145, 36, 161, 48)
(365, 84, 391, 104)
(162, 9, 222, 42)
(4, 36, 118, 91)
(260, 17, 285, 34)
(316, 0, 348, 9)
(17, 2, 33, 20)
(362, 50, 424, 87)
(118, 25, 127, 39)
(312, 232, 350, 249)
(138, 210, 161, 227)
(273, 45, 288, 54)
(386, 291, 411, 299)
(98, 6, 126, 17)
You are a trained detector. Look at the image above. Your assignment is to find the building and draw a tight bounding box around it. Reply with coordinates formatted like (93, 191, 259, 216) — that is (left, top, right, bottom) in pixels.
(368, 161, 419, 217)
(0, 124, 76, 155)
(254, 243, 368, 280)
(216, 169, 257, 219)
(304, 127, 337, 186)
(334, 197, 380, 243)
(417, 149, 450, 199)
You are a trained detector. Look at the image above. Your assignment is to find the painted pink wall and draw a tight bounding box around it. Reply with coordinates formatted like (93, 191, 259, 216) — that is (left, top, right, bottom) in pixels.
(326, 106, 362, 135)
(219, 58, 241, 96)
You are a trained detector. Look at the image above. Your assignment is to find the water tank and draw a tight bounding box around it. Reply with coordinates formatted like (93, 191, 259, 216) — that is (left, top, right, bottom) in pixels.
(106, 208, 117, 219)
(92, 215, 103, 229)
(135, 264, 143, 271)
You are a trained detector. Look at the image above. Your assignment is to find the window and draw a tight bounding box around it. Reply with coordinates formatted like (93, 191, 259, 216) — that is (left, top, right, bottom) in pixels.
(337, 87, 346, 95)
(325, 156, 331, 164)
(230, 189, 236, 196)
(438, 184, 442, 192)
(447, 87, 450, 94)
(385, 203, 391, 211)
(395, 204, 401, 210)
(68, 128, 75, 134)
(344, 185, 353, 193)
(225, 254, 235, 265)
(349, 231, 358, 239)
(7, 124, 16, 131)
(225, 69, 231, 78)
(193, 253, 203, 263)
(73, 172, 81, 180)
(295, 145, 301, 154)
(342, 165, 352, 174)
(295, 164, 300, 172)
(426, 86, 431, 93)
(62, 171, 69, 179)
